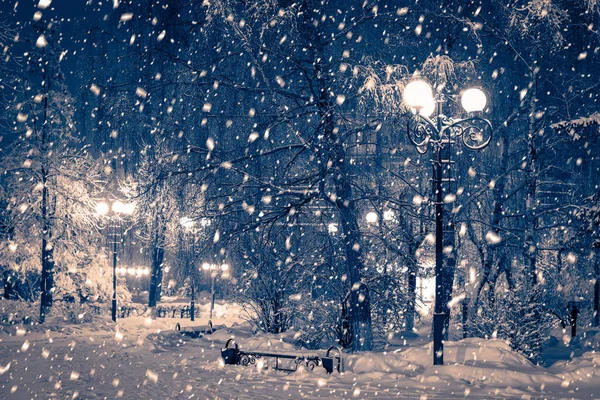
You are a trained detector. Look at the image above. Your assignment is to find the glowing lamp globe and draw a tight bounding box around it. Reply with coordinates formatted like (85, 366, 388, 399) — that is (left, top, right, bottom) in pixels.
(96, 202, 109, 216)
(416, 96, 436, 117)
(112, 200, 125, 213)
(122, 202, 135, 215)
(461, 88, 487, 113)
(403, 80, 434, 110)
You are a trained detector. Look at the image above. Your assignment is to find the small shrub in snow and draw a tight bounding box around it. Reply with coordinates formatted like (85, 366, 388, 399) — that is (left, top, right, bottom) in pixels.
(234, 233, 300, 334)
(48, 301, 105, 324)
(0, 299, 38, 324)
(292, 300, 338, 349)
(470, 287, 555, 363)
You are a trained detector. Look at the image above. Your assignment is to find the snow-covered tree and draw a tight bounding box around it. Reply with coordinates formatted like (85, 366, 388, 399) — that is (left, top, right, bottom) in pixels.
(0, 19, 110, 322)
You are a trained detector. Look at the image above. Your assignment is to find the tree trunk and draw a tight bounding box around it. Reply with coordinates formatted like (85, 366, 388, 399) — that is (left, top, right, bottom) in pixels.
(148, 217, 166, 308)
(338, 199, 373, 351)
(524, 74, 539, 289)
(3, 271, 10, 299)
(405, 239, 418, 331)
(148, 243, 165, 308)
(474, 129, 509, 304)
(39, 52, 54, 323)
(294, 0, 372, 350)
(39, 181, 55, 323)
(324, 87, 372, 350)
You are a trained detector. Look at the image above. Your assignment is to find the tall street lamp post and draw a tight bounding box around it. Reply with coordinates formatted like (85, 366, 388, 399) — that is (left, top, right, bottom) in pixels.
(403, 80, 492, 365)
(202, 262, 229, 327)
(180, 217, 197, 322)
(96, 200, 135, 322)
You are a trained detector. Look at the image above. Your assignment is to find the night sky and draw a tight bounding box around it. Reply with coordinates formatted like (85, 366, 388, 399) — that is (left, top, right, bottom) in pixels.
(1, 0, 113, 92)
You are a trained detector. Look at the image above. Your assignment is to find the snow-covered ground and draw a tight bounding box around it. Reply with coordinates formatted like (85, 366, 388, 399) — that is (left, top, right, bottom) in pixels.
(1, 301, 599, 399)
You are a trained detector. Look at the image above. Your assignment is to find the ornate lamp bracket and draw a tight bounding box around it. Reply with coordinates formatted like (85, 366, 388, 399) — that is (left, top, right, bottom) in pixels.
(407, 114, 493, 154)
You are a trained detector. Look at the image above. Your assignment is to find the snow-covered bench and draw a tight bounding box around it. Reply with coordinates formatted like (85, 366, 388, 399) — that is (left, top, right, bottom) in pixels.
(221, 339, 344, 373)
(174, 322, 214, 338)
(156, 305, 198, 318)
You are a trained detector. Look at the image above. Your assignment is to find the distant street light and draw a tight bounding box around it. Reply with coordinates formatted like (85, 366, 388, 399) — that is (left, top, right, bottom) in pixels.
(403, 79, 492, 365)
(365, 211, 378, 224)
(96, 199, 135, 322)
(95, 202, 109, 216)
(202, 262, 229, 327)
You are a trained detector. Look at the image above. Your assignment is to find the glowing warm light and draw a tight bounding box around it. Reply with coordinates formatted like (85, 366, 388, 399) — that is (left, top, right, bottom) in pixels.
(122, 202, 135, 215)
(365, 211, 378, 224)
(112, 200, 125, 213)
(202, 262, 229, 272)
(127, 267, 136, 276)
(96, 202, 109, 216)
(461, 88, 487, 112)
(143, 267, 150, 276)
(403, 79, 434, 110)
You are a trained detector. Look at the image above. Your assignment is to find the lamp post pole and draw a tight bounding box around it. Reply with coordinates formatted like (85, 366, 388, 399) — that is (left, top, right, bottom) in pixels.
(403, 81, 492, 365)
(210, 272, 216, 323)
(97, 200, 135, 323)
(203, 262, 228, 328)
(432, 99, 445, 365)
(112, 220, 118, 323)
(180, 217, 198, 322)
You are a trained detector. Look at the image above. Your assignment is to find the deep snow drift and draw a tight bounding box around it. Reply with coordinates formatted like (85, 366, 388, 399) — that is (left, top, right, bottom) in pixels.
(1, 301, 599, 399)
